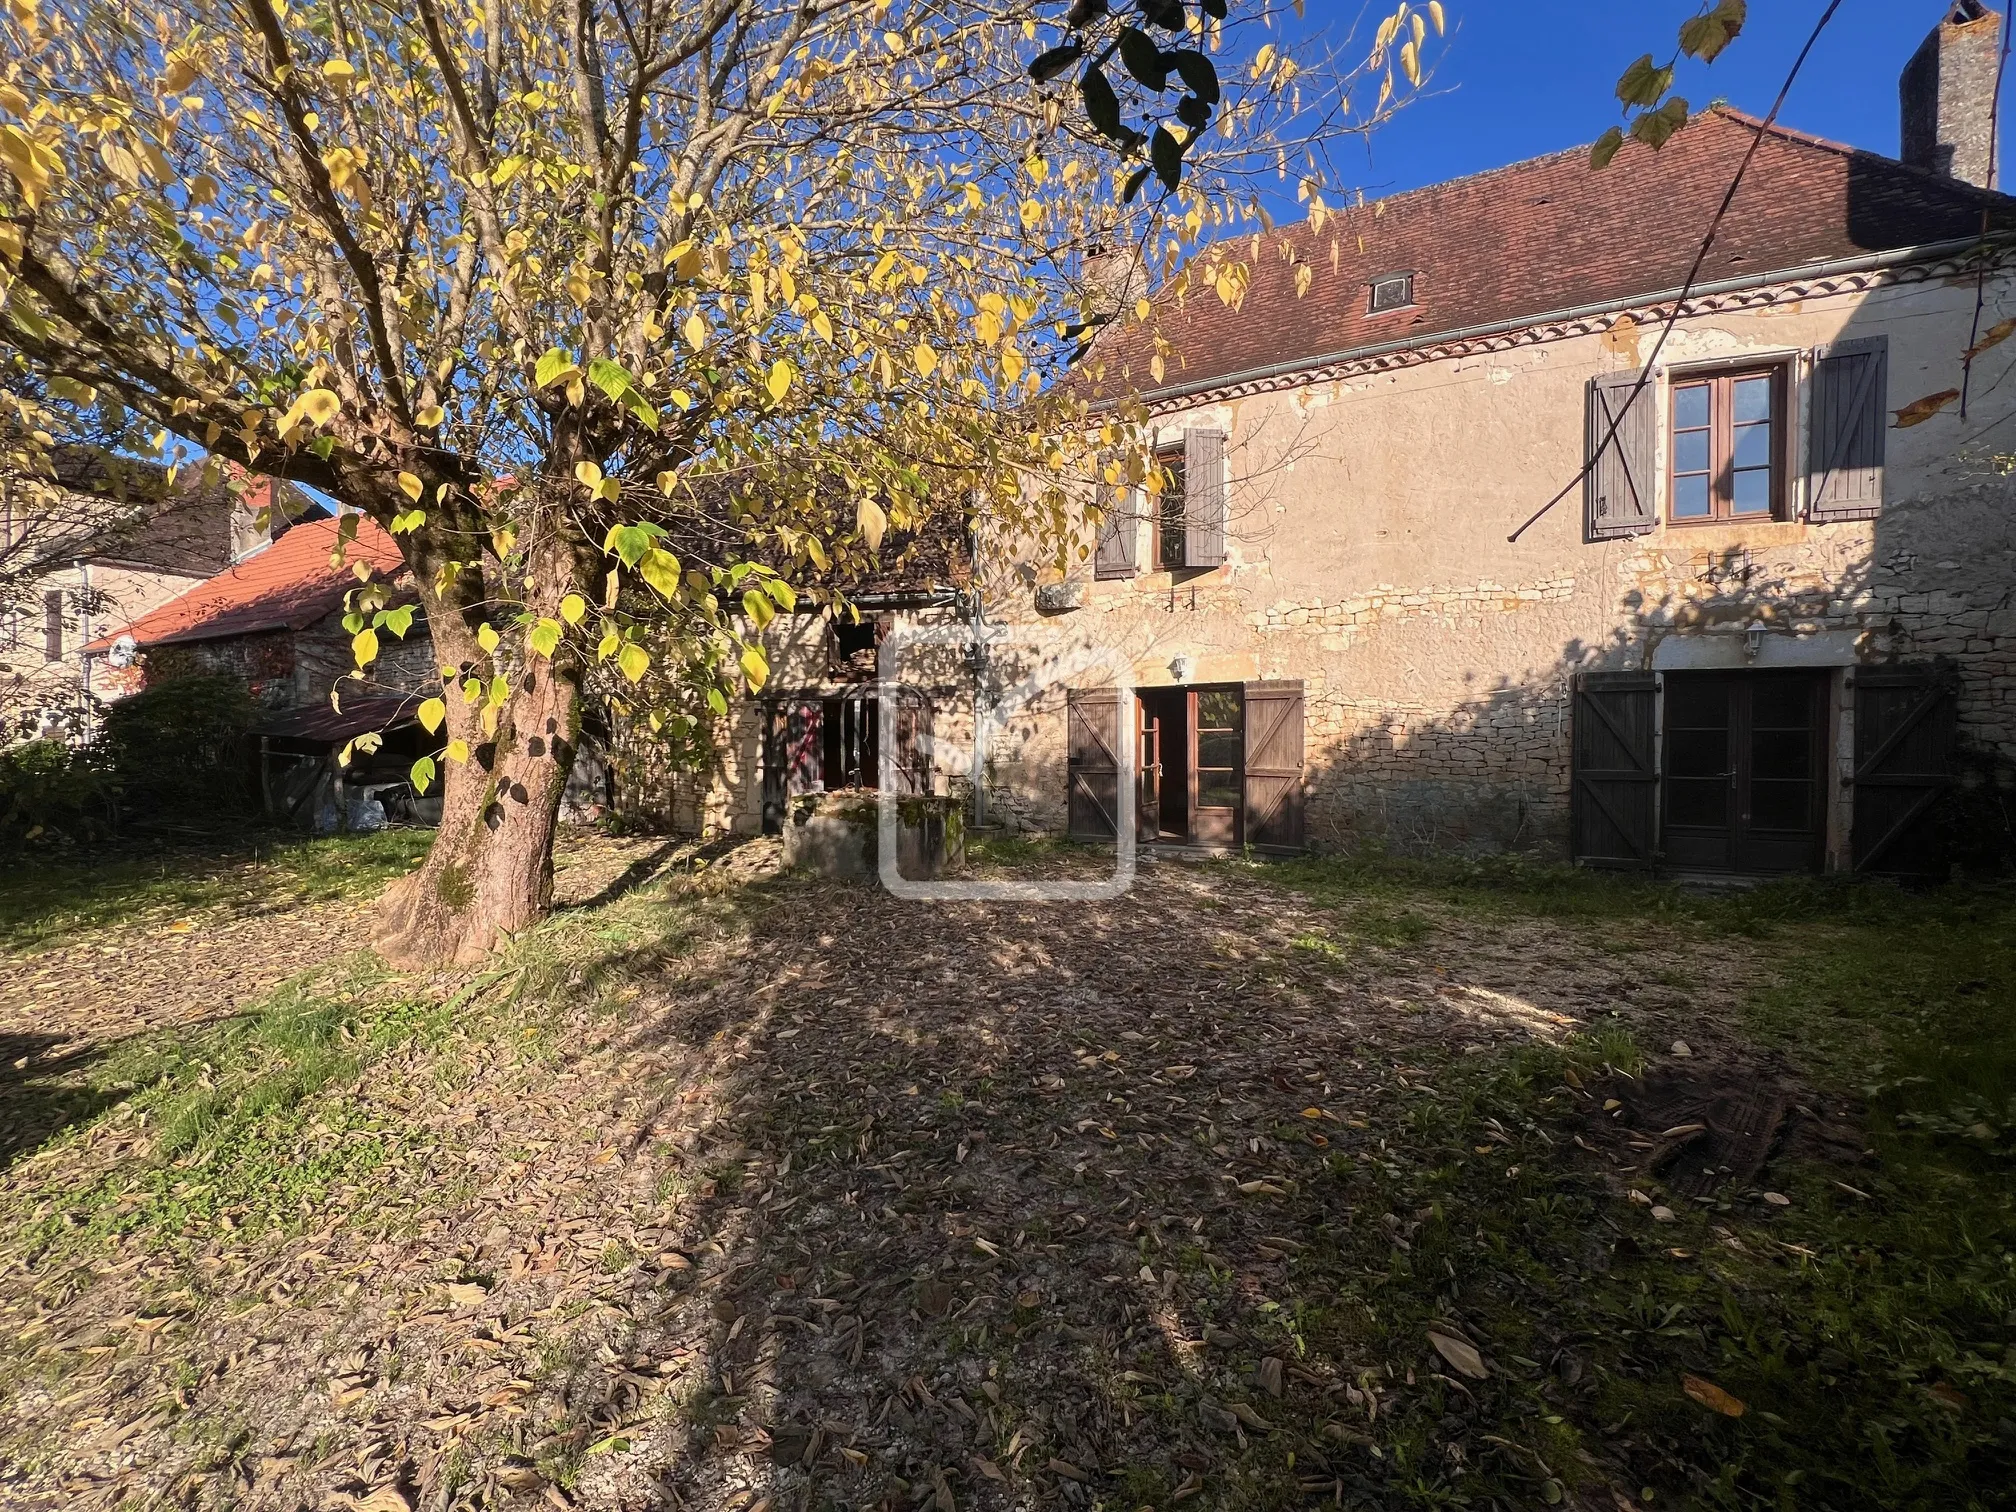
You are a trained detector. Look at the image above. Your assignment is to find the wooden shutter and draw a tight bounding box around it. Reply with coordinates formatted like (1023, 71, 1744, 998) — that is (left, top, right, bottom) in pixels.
(1066, 687, 1122, 841)
(43, 589, 63, 662)
(1571, 672, 1657, 866)
(893, 693, 932, 796)
(760, 700, 825, 832)
(1807, 336, 1887, 521)
(1852, 663, 1956, 876)
(1183, 427, 1227, 568)
(1242, 680, 1305, 853)
(1585, 369, 1657, 539)
(1092, 485, 1137, 579)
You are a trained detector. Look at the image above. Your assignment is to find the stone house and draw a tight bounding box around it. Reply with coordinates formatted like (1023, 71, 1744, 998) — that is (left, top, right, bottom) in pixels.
(685, 7, 2016, 881)
(81, 514, 441, 825)
(0, 453, 296, 740)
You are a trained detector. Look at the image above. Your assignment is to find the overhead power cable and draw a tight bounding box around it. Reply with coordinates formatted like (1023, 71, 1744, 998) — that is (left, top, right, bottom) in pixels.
(1506, 0, 1846, 545)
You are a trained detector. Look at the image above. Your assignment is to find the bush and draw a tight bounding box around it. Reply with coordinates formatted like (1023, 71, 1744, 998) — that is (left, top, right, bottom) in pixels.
(99, 673, 256, 818)
(0, 739, 113, 850)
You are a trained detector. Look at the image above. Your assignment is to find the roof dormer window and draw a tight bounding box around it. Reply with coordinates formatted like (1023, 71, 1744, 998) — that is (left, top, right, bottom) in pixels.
(1367, 272, 1415, 314)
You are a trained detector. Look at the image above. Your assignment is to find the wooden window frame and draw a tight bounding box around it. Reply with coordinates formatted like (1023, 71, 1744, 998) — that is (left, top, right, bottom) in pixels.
(1146, 444, 1188, 572)
(1667, 361, 1789, 526)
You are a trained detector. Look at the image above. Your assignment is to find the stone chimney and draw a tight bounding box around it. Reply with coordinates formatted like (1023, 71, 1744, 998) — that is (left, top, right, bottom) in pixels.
(1900, 0, 2003, 189)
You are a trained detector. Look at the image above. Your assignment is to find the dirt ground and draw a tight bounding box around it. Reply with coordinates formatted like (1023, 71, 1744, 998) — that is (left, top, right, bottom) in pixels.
(0, 833, 1861, 1511)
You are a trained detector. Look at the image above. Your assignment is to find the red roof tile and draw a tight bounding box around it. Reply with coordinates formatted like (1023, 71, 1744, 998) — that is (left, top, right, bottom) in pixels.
(85, 515, 406, 653)
(1081, 108, 2016, 402)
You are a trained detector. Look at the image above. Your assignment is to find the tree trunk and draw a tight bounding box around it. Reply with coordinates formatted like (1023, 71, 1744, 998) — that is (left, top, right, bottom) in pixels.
(373, 537, 586, 967)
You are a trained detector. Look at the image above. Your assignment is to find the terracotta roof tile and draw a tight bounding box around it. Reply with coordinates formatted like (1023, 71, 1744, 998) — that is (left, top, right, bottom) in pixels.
(1081, 108, 2016, 402)
(85, 515, 405, 653)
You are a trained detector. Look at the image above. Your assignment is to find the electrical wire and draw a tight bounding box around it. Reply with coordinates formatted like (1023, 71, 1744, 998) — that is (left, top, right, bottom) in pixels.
(1506, 0, 1846, 544)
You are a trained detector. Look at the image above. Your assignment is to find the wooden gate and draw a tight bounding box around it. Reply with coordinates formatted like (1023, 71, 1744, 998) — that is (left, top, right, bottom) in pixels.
(1571, 671, 1658, 867)
(1066, 688, 1123, 841)
(1242, 680, 1305, 853)
(1852, 663, 1957, 876)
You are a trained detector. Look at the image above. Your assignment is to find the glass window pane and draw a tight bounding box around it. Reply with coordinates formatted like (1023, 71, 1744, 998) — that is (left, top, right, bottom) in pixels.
(1731, 468, 1771, 515)
(1749, 778, 1812, 831)
(1667, 728, 1728, 778)
(1733, 375, 1773, 423)
(1664, 676, 1727, 727)
(1197, 732, 1241, 769)
(1750, 678, 1811, 729)
(1198, 777, 1239, 809)
(1673, 473, 1711, 518)
(1197, 690, 1241, 727)
(1666, 777, 1727, 829)
(1675, 430, 1710, 474)
(1733, 420, 1772, 470)
(1674, 384, 1709, 430)
(1751, 730, 1812, 781)
(1159, 490, 1186, 569)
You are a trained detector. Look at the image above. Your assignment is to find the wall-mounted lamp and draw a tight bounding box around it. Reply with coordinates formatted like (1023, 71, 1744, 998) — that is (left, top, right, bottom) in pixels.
(1743, 626, 1765, 663)
(1170, 654, 1196, 682)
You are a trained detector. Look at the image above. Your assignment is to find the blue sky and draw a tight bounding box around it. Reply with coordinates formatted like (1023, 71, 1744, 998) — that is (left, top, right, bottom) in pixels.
(1314, 0, 1999, 200)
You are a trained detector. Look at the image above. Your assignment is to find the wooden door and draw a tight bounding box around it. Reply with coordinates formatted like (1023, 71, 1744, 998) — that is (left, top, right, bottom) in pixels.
(1066, 688, 1123, 841)
(1661, 672, 1825, 873)
(1852, 663, 1956, 876)
(1190, 686, 1243, 847)
(1136, 698, 1163, 841)
(1243, 680, 1305, 853)
(1572, 673, 1658, 867)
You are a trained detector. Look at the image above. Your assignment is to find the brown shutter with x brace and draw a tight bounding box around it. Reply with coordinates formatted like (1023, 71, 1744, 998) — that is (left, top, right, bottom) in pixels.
(1066, 688, 1123, 841)
(1242, 680, 1305, 852)
(1807, 336, 1887, 522)
(1585, 368, 1658, 539)
(1852, 662, 1955, 876)
(1571, 671, 1658, 866)
(1184, 427, 1227, 568)
(1092, 484, 1137, 579)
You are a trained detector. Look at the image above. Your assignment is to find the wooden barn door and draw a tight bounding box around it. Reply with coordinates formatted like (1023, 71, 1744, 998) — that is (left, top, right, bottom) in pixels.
(1242, 680, 1305, 853)
(1571, 672, 1657, 867)
(1066, 688, 1123, 842)
(1852, 664, 1957, 876)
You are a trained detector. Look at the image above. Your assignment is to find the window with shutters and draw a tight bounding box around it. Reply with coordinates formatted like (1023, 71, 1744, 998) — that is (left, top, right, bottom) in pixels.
(1149, 445, 1187, 570)
(1668, 364, 1787, 524)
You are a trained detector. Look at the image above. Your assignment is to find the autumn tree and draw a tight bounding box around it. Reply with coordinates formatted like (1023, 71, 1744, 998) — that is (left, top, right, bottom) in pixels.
(0, 0, 1429, 963)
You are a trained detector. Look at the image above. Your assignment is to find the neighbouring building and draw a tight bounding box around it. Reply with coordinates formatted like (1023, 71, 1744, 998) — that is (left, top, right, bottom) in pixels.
(81, 514, 441, 827)
(0, 451, 304, 741)
(681, 5, 2016, 880)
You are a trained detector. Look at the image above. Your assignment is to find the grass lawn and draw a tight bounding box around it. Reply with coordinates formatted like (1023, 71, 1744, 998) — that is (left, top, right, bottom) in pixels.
(0, 835, 2009, 1511)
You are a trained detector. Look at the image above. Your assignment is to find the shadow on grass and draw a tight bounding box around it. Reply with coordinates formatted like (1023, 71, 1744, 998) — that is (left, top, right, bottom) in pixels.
(0, 1029, 116, 1172)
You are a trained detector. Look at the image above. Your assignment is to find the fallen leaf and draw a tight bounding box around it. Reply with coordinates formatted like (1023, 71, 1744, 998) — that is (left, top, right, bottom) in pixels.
(1965, 316, 2016, 360)
(1650, 1205, 1676, 1222)
(917, 1279, 955, 1317)
(1682, 1373, 1746, 1417)
(1046, 1457, 1087, 1481)
(1227, 1401, 1275, 1431)
(446, 1282, 488, 1308)
(1255, 1356, 1284, 1398)
(1427, 1330, 1489, 1380)
(1926, 1381, 1968, 1411)
(1669, 1039, 1692, 1057)
(1894, 389, 1960, 427)
(350, 1490, 412, 1512)
(1762, 1191, 1791, 1207)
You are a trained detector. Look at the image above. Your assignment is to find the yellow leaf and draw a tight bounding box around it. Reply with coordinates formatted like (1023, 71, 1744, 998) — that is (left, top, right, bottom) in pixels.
(683, 312, 707, 349)
(398, 472, 424, 502)
(299, 389, 340, 427)
(444, 738, 471, 764)
(1682, 1374, 1746, 1418)
(638, 547, 681, 598)
(574, 460, 603, 488)
(913, 341, 938, 378)
(856, 497, 888, 553)
(416, 404, 444, 428)
(416, 696, 446, 733)
(322, 59, 356, 81)
(811, 311, 834, 343)
(618, 642, 650, 683)
(766, 359, 793, 403)
(740, 644, 769, 691)
(476, 622, 500, 654)
(559, 594, 587, 625)
(352, 628, 379, 667)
